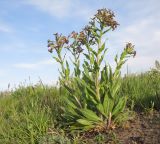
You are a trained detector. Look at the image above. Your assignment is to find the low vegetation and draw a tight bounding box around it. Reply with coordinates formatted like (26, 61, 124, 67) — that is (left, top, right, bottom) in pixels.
(0, 67, 160, 143)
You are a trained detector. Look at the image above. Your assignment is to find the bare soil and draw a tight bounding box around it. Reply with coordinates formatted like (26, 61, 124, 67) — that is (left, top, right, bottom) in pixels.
(114, 110, 160, 144)
(83, 110, 160, 144)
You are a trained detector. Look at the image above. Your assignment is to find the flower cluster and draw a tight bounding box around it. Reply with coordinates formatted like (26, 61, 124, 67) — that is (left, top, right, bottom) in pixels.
(48, 33, 69, 53)
(125, 42, 136, 57)
(67, 31, 85, 54)
(69, 31, 78, 39)
(77, 31, 87, 44)
(83, 25, 97, 45)
(94, 8, 119, 30)
(48, 9, 120, 54)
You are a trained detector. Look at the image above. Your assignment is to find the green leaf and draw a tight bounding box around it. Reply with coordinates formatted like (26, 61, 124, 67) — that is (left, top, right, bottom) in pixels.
(83, 53, 90, 60)
(77, 119, 94, 126)
(66, 61, 69, 69)
(65, 61, 70, 78)
(80, 108, 102, 122)
(94, 60, 99, 71)
(96, 103, 106, 117)
(108, 65, 113, 87)
(65, 98, 78, 109)
(99, 49, 108, 65)
(84, 60, 90, 67)
(75, 77, 97, 98)
(83, 72, 95, 86)
(91, 29, 99, 37)
(103, 93, 114, 116)
(98, 42, 105, 55)
(104, 64, 109, 82)
(53, 56, 61, 63)
(120, 50, 127, 60)
(66, 106, 81, 118)
(84, 88, 97, 105)
(112, 78, 121, 97)
(103, 28, 112, 34)
(90, 48, 97, 57)
(112, 97, 127, 117)
(90, 53, 94, 64)
(63, 84, 74, 94)
(114, 54, 118, 64)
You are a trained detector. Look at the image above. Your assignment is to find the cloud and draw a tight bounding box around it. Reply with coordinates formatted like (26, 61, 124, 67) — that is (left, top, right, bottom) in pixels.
(23, 0, 92, 19)
(13, 63, 36, 69)
(125, 56, 155, 73)
(109, 16, 160, 73)
(0, 22, 12, 33)
(13, 59, 54, 69)
(122, 18, 159, 55)
(25, 0, 73, 18)
(38, 59, 54, 65)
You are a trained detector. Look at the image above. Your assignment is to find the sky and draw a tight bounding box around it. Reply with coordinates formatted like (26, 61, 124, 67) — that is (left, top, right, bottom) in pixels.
(0, 0, 160, 91)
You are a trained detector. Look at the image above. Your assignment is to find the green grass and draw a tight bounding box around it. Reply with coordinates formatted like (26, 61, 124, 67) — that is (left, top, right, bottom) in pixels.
(0, 84, 65, 144)
(0, 70, 159, 143)
(120, 72, 160, 111)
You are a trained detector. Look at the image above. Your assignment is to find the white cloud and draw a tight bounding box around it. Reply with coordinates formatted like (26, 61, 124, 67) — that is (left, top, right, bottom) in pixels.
(125, 56, 156, 73)
(0, 41, 27, 52)
(13, 63, 36, 69)
(109, 16, 160, 73)
(39, 59, 54, 65)
(25, 0, 72, 18)
(0, 22, 12, 33)
(24, 0, 92, 19)
(13, 59, 54, 69)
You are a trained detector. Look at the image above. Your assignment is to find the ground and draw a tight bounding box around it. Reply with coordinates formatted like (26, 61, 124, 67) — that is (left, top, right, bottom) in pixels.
(114, 110, 160, 144)
(82, 110, 160, 144)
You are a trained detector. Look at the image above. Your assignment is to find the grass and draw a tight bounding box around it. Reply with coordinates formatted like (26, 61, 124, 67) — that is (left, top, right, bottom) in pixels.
(120, 72, 160, 111)
(0, 84, 65, 144)
(0, 69, 159, 143)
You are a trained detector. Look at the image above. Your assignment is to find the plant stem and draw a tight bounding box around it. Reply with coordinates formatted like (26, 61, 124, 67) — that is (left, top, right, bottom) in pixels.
(95, 31, 102, 102)
(57, 51, 65, 76)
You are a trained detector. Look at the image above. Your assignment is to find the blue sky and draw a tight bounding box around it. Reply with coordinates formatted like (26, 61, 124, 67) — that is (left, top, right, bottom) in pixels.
(0, 0, 160, 91)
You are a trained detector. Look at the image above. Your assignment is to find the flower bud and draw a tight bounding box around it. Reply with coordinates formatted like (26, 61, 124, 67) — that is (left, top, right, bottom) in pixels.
(125, 42, 136, 57)
(48, 47, 53, 53)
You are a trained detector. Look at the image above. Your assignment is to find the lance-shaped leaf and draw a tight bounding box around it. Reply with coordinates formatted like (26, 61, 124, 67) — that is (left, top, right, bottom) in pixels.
(98, 42, 105, 55)
(111, 77, 121, 97)
(53, 56, 61, 63)
(112, 96, 127, 117)
(84, 87, 97, 105)
(103, 93, 114, 116)
(99, 48, 108, 65)
(80, 108, 102, 122)
(75, 77, 97, 99)
(96, 103, 106, 117)
(83, 53, 90, 60)
(77, 119, 94, 126)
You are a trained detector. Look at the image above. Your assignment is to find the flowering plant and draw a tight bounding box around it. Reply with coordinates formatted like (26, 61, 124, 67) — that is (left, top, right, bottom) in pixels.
(48, 8, 136, 132)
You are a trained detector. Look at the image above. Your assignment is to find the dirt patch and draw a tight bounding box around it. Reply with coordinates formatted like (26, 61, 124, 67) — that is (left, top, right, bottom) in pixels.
(82, 111, 160, 144)
(113, 110, 160, 144)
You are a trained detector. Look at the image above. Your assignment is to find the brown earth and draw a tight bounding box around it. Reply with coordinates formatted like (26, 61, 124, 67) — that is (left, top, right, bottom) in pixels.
(82, 110, 160, 144)
(114, 110, 160, 144)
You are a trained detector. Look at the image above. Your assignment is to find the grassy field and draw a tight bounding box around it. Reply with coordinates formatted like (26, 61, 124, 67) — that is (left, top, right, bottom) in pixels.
(0, 68, 160, 143)
(120, 72, 160, 110)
